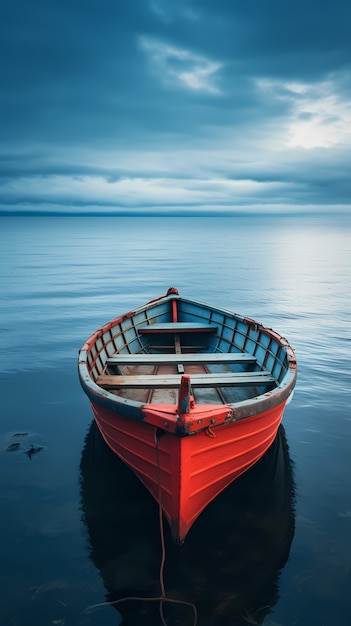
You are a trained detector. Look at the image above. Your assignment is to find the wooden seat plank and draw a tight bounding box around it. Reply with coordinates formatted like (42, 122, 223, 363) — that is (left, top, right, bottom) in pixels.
(139, 322, 218, 334)
(97, 371, 275, 389)
(107, 353, 257, 366)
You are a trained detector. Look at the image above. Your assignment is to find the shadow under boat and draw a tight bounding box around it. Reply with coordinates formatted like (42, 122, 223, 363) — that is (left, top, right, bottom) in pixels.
(80, 421, 296, 626)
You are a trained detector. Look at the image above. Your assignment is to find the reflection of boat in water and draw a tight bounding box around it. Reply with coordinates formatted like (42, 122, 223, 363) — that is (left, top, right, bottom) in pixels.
(80, 422, 295, 626)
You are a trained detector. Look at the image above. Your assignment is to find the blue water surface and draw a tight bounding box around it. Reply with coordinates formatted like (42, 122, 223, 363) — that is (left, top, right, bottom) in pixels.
(0, 215, 350, 625)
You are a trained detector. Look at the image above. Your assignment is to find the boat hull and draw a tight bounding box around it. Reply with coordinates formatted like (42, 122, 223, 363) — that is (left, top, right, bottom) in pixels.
(90, 397, 286, 544)
(78, 290, 297, 544)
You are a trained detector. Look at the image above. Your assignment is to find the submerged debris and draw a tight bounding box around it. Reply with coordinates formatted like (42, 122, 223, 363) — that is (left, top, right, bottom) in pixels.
(25, 445, 44, 460)
(4, 434, 44, 458)
(6, 442, 21, 452)
(4, 432, 45, 459)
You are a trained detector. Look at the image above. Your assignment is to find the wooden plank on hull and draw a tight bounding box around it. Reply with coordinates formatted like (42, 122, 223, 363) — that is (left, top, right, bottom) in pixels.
(139, 323, 218, 334)
(97, 371, 275, 389)
(107, 353, 257, 365)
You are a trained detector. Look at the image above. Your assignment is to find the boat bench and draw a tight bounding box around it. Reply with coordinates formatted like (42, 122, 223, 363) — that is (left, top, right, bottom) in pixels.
(97, 371, 275, 389)
(106, 353, 257, 366)
(138, 322, 218, 334)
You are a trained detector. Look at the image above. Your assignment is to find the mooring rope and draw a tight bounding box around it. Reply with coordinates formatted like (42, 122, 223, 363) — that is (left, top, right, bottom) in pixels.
(83, 428, 197, 626)
(153, 427, 198, 626)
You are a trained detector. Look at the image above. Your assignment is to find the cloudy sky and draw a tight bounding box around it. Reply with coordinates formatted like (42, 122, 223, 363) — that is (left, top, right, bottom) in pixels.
(1, 0, 351, 215)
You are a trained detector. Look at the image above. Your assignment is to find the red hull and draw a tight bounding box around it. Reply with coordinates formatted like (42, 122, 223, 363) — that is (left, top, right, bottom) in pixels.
(91, 399, 286, 544)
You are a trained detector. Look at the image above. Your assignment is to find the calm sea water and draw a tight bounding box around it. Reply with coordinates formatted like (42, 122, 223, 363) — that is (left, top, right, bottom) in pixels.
(0, 215, 350, 626)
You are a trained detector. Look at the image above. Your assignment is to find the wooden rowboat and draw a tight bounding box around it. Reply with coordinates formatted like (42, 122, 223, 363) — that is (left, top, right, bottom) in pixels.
(78, 288, 297, 544)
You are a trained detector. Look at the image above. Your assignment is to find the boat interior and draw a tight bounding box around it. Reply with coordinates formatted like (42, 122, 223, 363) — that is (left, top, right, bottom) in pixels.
(87, 296, 288, 406)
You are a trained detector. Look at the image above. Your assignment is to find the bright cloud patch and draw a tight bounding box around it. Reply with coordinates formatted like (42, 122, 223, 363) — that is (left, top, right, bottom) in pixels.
(139, 37, 222, 93)
(257, 76, 351, 149)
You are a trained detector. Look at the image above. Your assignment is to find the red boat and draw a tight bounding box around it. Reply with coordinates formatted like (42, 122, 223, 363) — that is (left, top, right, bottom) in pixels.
(78, 289, 297, 544)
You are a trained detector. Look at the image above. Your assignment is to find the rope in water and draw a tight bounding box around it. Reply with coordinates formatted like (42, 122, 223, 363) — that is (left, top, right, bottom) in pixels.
(154, 428, 198, 625)
(83, 428, 197, 626)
